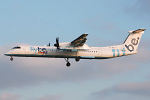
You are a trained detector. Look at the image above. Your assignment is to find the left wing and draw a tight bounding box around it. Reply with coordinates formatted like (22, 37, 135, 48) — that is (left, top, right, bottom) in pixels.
(71, 33, 88, 47)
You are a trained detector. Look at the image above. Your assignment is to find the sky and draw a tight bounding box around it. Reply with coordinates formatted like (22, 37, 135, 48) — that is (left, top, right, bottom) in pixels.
(0, 0, 150, 100)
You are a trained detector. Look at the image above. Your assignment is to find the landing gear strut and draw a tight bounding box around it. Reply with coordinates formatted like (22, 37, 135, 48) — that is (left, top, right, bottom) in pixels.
(64, 58, 71, 67)
(10, 56, 13, 61)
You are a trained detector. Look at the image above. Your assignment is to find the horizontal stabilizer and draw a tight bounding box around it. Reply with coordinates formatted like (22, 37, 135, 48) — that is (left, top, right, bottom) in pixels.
(128, 29, 146, 34)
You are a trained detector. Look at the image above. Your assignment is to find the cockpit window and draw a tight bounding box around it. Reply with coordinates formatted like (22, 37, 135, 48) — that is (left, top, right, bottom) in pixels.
(12, 46, 21, 49)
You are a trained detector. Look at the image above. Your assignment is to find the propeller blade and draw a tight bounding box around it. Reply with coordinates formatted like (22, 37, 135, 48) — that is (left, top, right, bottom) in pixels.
(54, 37, 60, 49)
(56, 37, 59, 43)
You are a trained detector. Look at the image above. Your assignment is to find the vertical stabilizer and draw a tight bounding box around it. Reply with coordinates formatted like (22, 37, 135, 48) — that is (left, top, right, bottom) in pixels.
(123, 29, 146, 52)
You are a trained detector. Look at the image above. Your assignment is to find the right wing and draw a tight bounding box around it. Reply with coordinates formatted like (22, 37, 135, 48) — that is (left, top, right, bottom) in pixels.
(70, 34, 88, 47)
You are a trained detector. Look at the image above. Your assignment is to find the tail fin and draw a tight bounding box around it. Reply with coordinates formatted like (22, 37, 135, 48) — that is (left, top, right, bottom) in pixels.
(123, 29, 146, 52)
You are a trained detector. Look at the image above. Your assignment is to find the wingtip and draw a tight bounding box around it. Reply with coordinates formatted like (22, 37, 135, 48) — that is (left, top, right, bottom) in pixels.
(83, 33, 88, 35)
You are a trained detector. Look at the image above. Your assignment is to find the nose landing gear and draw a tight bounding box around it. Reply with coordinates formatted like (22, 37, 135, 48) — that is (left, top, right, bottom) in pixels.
(10, 56, 13, 61)
(66, 62, 71, 67)
(64, 58, 71, 67)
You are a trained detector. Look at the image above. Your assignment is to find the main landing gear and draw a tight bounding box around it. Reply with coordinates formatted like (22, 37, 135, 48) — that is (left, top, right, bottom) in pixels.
(64, 58, 71, 67)
(75, 57, 80, 62)
(64, 57, 80, 67)
(10, 56, 13, 61)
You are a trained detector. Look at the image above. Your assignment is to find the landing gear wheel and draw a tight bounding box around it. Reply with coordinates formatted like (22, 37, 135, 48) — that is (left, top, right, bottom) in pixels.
(10, 57, 13, 61)
(66, 62, 71, 67)
(64, 58, 71, 67)
(75, 57, 80, 62)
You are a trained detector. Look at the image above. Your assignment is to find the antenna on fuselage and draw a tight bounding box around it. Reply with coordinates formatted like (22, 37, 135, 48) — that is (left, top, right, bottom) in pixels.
(47, 42, 50, 46)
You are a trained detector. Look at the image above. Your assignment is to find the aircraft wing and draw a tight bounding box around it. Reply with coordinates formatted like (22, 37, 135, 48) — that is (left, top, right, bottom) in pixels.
(71, 33, 88, 47)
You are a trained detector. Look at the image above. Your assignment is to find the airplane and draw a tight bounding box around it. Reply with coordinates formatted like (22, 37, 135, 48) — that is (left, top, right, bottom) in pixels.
(4, 29, 146, 67)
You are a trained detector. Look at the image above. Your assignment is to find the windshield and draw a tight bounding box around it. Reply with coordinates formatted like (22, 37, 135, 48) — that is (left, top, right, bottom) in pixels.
(12, 46, 21, 49)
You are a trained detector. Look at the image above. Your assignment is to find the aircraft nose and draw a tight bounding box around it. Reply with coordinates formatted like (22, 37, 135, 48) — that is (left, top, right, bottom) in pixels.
(4, 51, 11, 56)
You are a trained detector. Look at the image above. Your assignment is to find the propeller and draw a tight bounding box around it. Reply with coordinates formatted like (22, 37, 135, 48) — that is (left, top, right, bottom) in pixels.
(54, 37, 60, 49)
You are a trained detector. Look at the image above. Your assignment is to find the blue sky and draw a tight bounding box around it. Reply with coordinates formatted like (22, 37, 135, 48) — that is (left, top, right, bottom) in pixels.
(0, 0, 150, 100)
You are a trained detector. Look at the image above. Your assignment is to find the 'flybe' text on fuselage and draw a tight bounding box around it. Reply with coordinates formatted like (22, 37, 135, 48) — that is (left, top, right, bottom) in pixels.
(30, 47, 47, 54)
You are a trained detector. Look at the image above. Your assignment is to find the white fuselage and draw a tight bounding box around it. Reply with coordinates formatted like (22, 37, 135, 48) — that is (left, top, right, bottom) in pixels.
(4, 45, 137, 59)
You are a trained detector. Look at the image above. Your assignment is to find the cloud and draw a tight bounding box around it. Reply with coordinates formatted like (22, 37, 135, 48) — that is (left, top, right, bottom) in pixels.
(30, 95, 61, 100)
(116, 81, 150, 95)
(91, 81, 150, 100)
(0, 93, 20, 100)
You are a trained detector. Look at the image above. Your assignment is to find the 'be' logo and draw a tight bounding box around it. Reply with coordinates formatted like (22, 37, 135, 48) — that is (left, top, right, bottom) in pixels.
(125, 37, 139, 52)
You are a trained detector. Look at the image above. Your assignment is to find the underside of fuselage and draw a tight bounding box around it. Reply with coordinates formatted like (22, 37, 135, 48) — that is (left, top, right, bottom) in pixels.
(4, 54, 111, 59)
